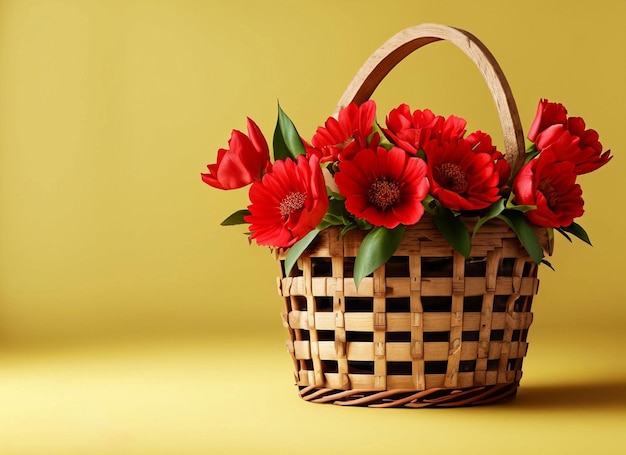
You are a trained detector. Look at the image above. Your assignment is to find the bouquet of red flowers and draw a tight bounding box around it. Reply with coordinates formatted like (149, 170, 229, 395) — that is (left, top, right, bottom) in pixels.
(202, 99, 611, 286)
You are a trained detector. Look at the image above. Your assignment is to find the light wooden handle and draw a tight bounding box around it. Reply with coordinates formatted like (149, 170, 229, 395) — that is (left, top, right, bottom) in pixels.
(335, 23, 525, 177)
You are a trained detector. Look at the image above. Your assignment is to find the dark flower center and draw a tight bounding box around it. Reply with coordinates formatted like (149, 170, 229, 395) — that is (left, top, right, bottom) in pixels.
(368, 179, 400, 211)
(436, 163, 468, 193)
(538, 178, 558, 210)
(279, 191, 306, 217)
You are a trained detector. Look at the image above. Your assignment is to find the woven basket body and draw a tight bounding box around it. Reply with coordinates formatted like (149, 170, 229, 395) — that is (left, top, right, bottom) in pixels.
(273, 23, 551, 407)
(276, 217, 549, 407)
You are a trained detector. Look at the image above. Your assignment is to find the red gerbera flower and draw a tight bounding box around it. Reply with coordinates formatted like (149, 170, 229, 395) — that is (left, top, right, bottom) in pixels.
(334, 146, 430, 229)
(424, 138, 500, 211)
(466, 130, 511, 187)
(513, 149, 584, 228)
(384, 104, 467, 155)
(201, 118, 272, 190)
(244, 155, 328, 248)
(305, 100, 377, 163)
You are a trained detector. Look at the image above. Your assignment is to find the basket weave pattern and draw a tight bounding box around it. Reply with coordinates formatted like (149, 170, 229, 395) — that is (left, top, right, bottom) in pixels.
(276, 217, 547, 407)
(271, 23, 552, 407)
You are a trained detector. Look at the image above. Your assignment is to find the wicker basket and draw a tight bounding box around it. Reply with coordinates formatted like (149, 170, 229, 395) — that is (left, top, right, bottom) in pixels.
(274, 23, 552, 408)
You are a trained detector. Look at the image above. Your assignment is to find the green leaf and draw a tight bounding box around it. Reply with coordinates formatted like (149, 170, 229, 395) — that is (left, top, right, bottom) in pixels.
(370, 119, 394, 150)
(318, 199, 351, 230)
(284, 229, 320, 276)
(503, 192, 536, 212)
(220, 209, 251, 226)
(541, 259, 555, 270)
(327, 187, 345, 200)
(327, 198, 346, 216)
(321, 214, 344, 226)
(524, 143, 540, 163)
(422, 195, 438, 215)
(353, 225, 406, 288)
(315, 220, 334, 231)
(560, 222, 592, 246)
(506, 204, 537, 213)
(433, 207, 471, 258)
(472, 199, 505, 237)
(355, 217, 373, 231)
(497, 210, 544, 264)
(272, 102, 306, 161)
(556, 228, 573, 243)
(340, 223, 357, 237)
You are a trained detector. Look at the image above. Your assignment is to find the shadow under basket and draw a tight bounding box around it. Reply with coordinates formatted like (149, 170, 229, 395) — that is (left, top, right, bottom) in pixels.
(275, 216, 549, 408)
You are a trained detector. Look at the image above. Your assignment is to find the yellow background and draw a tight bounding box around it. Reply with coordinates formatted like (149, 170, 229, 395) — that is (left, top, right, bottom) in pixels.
(0, 0, 624, 454)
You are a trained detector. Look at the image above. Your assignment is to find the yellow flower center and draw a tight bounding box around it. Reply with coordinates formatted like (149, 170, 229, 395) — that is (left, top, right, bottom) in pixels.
(538, 178, 558, 210)
(368, 179, 400, 211)
(279, 191, 306, 217)
(436, 163, 468, 193)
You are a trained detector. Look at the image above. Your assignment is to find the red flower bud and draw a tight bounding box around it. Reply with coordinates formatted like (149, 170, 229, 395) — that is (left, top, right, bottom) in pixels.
(384, 104, 467, 155)
(201, 118, 272, 190)
(305, 100, 377, 163)
(527, 99, 568, 142)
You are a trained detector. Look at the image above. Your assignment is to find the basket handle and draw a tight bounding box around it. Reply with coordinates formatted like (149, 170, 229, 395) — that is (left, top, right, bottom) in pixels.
(335, 23, 525, 177)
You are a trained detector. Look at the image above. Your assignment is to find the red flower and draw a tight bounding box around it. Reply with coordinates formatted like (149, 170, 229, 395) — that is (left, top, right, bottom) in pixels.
(565, 117, 612, 173)
(527, 99, 568, 142)
(528, 99, 612, 175)
(384, 104, 466, 155)
(513, 150, 584, 228)
(424, 139, 500, 211)
(244, 155, 328, 248)
(305, 100, 377, 163)
(334, 146, 429, 229)
(535, 123, 612, 175)
(201, 118, 272, 190)
(440, 115, 468, 143)
(466, 130, 511, 187)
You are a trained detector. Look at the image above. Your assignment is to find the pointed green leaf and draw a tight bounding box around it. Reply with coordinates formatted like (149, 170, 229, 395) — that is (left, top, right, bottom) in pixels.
(472, 199, 505, 237)
(422, 194, 438, 215)
(220, 209, 251, 226)
(272, 102, 306, 161)
(370, 119, 394, 150)
(327, 198, 346, 217)
(327, 187, 346, 200)
(541, 259, 555, 270)
(556, 228, 573, 242)
(340, 223, 357, 237)
(316, 221, 332, 231)
(353, 225, 405, 288)
(504, 192, 536, 212)
(284, 229, 320, 276)
(560, 222, 592, 246)
(506, 204, 537, 213)
(497, 211, 544, 264)
(321, 214, 344, 226)
(355, 218, 373, 231)
(319, 199, 351, 229)
(433, 208, 471, 258)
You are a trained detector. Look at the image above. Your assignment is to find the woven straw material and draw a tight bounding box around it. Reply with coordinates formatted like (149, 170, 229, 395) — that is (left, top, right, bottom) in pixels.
(275, 216, 549, 407)
(271, 23, 551, 408)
